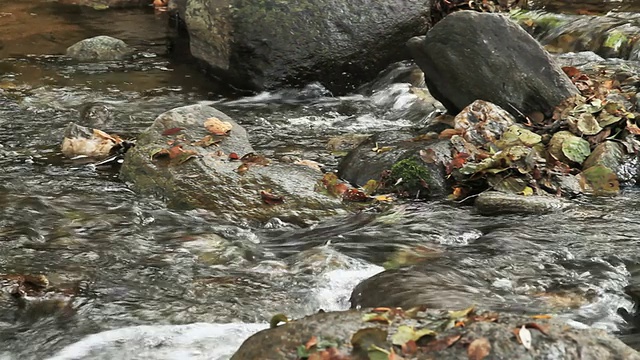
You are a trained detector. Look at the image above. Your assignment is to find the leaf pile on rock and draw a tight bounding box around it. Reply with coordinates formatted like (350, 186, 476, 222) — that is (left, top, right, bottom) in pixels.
(434, 63, 640, 199)
(316, 173, 395, 204)
(232, 305, 640, 359)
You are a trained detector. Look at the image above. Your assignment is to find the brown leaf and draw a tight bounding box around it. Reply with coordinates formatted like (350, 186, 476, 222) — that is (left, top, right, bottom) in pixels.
(401, 340, 417, 355)
(342, 188, 370, 202)
(467, 338, 491, 360)
(204, 117, 232, 135)
(305, 336, 318, 350)
(241, 152, 270, 165)
(419, 149, 437, 164)
(162, 127, 184, 136)
(446, 152, 470, 174)
(422, 334, 461, 352)
(626, 120, 640, 135)
(192, 135, 220, 148)
(525, 322, 550, 336)
(152, 145, 199, 165)
(237, 163, 249, 175)
(260, 190, 284, 205)
(561, 66, 581, 79)
(439, 128, 463, 139)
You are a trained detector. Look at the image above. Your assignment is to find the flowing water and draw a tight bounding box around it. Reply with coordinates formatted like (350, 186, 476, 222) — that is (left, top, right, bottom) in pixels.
(1, 1, 640, 359)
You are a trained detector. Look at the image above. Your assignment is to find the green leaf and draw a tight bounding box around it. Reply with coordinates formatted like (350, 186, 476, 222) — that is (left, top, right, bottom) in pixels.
(448, 305, 475, 320)
(390, 325, 436, 347)
(270, 313, 289, 328)
(579, 164, 620, 196)
(598, 112, 622, 127)
(296, 345, 309, 358)
(561, 136, 591, 164)
(351, 328, 388, 354)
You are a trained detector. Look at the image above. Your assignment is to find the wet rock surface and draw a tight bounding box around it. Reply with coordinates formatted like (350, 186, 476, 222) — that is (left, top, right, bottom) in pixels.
(56, 0, 151, 7)
(474, 191, 571, 215)
(409, 10, 578, 117)
(66, 35, 133, 61)
(232, 307, 640, 360)
(120, 104, 348, 225)
(173, 0, 430, 93)
(338, 131, 452, 198)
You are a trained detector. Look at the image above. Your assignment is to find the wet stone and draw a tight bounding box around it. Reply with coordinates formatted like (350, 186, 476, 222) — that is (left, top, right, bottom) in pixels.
(474, 191, 571, 215)
(66, 35, 133, 61)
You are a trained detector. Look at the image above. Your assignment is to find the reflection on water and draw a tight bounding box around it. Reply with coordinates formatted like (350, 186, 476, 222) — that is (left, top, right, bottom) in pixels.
(1, 1, 640, 359)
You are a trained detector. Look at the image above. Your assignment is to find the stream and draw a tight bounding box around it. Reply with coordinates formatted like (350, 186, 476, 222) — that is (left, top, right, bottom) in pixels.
(1, 1, 640, 359)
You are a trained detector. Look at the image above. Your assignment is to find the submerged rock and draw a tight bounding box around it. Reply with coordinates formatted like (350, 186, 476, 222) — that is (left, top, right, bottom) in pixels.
(66, 36, 133, 61)
(232, 307, 640, 360)
(474, 191, 571, 215)
(408, 11, 578, 118)
(120, 105, 347, 225)
(172, 0, 430, 93)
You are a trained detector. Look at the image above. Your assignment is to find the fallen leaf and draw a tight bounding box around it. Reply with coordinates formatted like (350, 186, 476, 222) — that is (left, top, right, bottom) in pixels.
(419, 149, 437, 164)
(374, 194, 394, 202)
(362, 312, 392, 324)
(579, 164, 619, 196)
(449, 305, 475, 321)
(626, 120, 640, 135)
(530, 314, 553, 320)
(446, 152, 470, 174)
(525, 322, 550, 336)
(229, 152, 240, 160)
(518, 325, 532, 350)
(151, 145, 198, 165)
(467, 338, 491, 360)
(241, 152, 270, 165)
(351, 328, 388, 351)
(192, 135, 220, 147)
(363, 179, 379, 195)
(162, 127, 184, 136)
(562, 66, 582, 79)
(402, 340, 417, 355)
(261, 190, 285, 205)
(422, 334, 462, 352)
(439, 128, 463, 139)
(204, 117, 232, 135)
(306, 336, 319, 350)
(294, 159, 323, 171)
(561, 136, 591, 164)
(342, 188, 370, 202)
(391, 325, 436, 347)
(269, 313, 288, 328)
(237, 163, 249, 175)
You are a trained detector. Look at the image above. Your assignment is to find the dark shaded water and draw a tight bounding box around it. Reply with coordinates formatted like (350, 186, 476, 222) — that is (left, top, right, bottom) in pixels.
(1, 1, 640, 359)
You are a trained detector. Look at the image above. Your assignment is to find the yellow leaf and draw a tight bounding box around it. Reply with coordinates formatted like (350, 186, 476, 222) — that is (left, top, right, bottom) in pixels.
(204, 117, 233, 135)
(521, 186, 534, 196)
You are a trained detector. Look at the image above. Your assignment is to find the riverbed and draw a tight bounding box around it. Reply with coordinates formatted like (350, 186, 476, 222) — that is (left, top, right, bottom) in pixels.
(1, 1, 640, 359)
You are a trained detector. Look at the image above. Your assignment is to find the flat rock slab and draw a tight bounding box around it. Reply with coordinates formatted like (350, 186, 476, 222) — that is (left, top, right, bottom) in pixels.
(475, 191, 571, 215)
(408, 10, 578, 117)
(232, 308, 640, 360)
(120, 104, 347, 225)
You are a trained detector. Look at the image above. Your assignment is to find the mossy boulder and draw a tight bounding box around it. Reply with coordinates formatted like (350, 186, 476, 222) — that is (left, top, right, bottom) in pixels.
(172, 0, 430, 93)
(337, 131, 452, 199)
(120, 104, 348, 225)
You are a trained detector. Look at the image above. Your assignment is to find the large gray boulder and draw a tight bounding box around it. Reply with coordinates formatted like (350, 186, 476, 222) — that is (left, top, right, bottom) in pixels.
(232, 307, 640, 360)
(408, 11, 578, 117)
(120, 105, 348, 225)
(172, 0, 430, 93)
